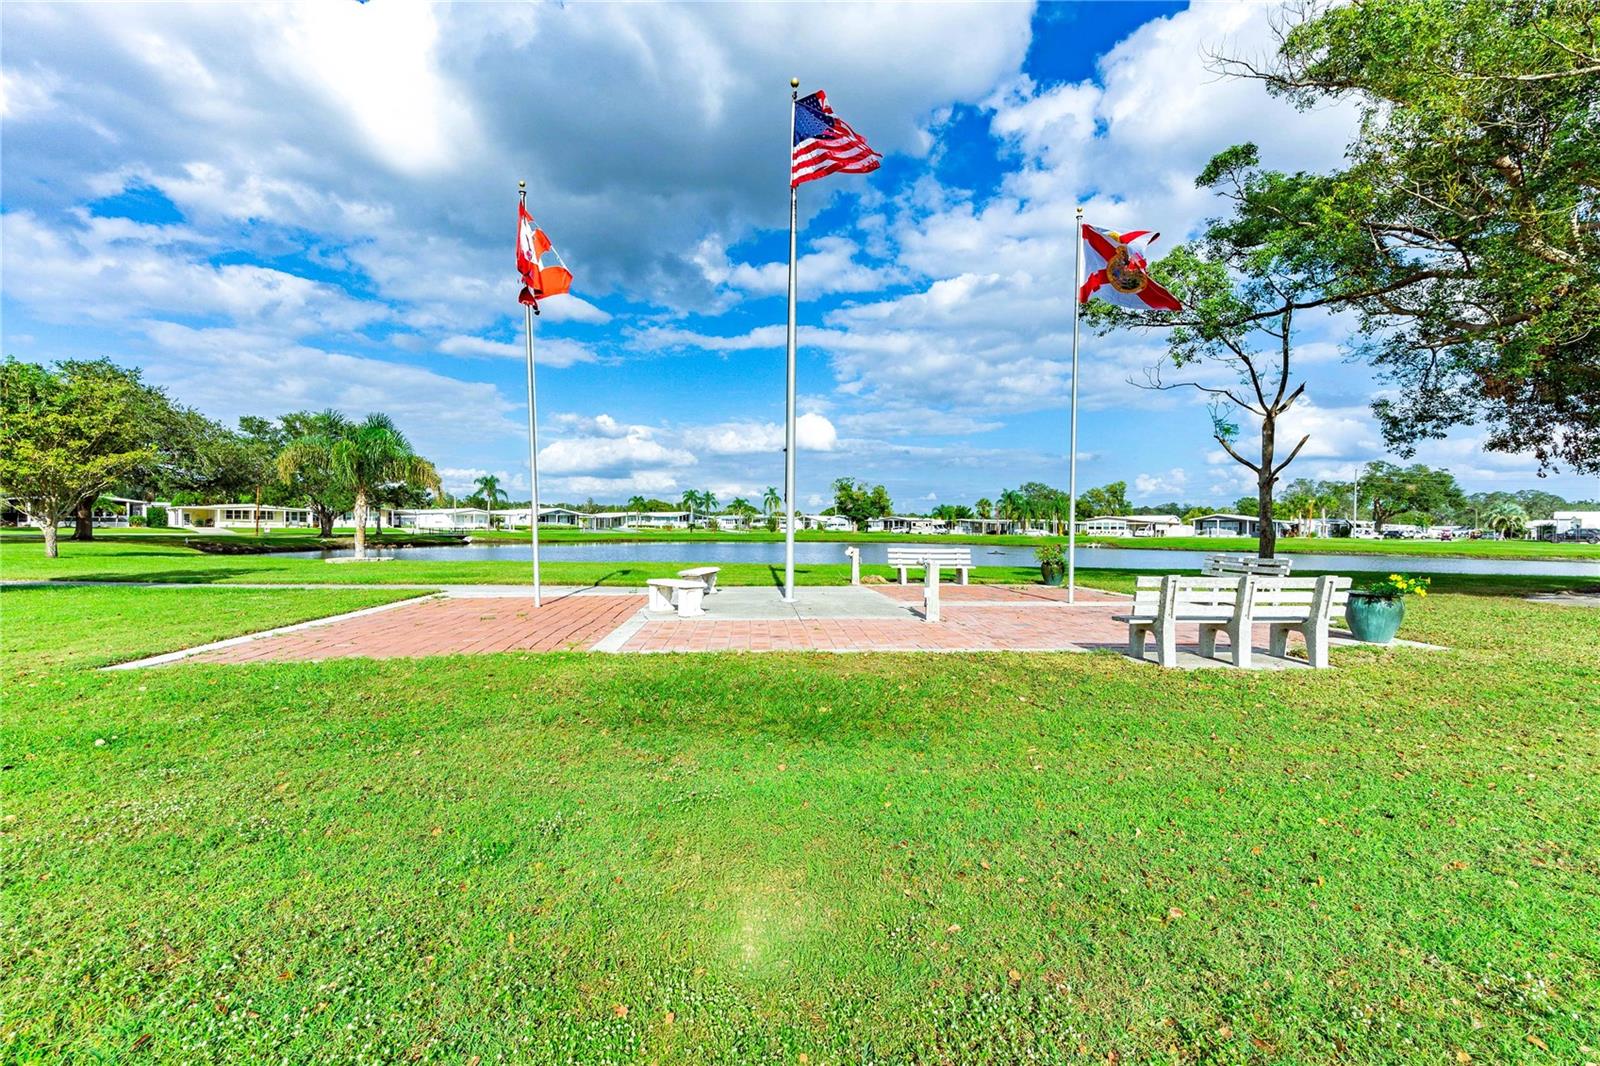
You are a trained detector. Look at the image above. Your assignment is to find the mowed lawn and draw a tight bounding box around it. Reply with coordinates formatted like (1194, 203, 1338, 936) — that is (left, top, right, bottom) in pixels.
(3, 572, 1598, 1064)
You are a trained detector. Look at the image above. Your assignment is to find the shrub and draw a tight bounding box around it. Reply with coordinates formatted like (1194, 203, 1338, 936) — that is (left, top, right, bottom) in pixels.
(128, 516, 147, 527)
(766, 516, 779, 533)
(1034, 542, 1065, 565)
(145, 506, 168, 529)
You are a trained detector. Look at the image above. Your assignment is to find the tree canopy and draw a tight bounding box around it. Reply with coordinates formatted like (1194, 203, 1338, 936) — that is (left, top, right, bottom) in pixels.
(0, 358, 161, 557)
(831, 478, 894, 527)
(1212, 0, 1600, 472)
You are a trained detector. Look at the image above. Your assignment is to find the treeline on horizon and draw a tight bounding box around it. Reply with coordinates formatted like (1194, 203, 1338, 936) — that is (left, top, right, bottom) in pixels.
(5, 359, 1596, 541)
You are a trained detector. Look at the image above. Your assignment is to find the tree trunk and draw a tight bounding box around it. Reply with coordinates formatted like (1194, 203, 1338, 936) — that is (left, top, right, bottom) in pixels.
(318, 505, 335, 538)
(353, 489, 368, 560)
(42, 519, 60, 558)
(1258, 416, 1278, 559)
(72, 498, 94, 541)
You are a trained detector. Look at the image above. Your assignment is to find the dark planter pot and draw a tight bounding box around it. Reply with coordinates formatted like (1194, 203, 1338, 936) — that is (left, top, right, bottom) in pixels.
(1039, 562, 1065, 586)
(1345, 591, 1406, 644)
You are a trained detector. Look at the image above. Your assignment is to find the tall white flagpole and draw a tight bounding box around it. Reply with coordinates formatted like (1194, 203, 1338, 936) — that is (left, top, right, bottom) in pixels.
(783, 77, 799, 603)
(520, 181, 543, 609)
(1067, 205, 1083, 605)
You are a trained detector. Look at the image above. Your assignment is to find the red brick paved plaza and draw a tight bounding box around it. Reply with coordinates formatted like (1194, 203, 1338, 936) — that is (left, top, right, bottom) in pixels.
(174, 583, 1313, 666)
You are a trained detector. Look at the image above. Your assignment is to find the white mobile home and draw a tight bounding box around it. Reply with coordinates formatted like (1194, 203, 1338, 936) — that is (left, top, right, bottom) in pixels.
(1191, 513, 1296, 538)
(1075, 514, 1192, 537)
(385, 507, 491, 531)
(778, 513, 854, 533)
(866, 515, 947, 535)
(168, 503, 314, 530)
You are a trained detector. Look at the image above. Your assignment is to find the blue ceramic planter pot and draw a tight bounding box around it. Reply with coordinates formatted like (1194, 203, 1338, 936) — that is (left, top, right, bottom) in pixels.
(1040, 563, 1066, 586)
(1345, 591, 1405, 644)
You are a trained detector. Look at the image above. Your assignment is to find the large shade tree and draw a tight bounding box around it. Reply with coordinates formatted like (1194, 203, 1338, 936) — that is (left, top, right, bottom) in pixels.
(1359, 461, 1467, 530)
(1213, 0, 1600, 473)
(0, 358, 159, 558)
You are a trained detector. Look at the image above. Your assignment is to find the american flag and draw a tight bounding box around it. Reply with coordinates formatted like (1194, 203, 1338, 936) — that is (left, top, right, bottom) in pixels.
(791, 90, 880, 188)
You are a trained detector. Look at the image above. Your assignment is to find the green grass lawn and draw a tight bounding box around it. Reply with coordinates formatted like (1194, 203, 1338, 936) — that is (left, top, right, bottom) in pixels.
(1, 585, 425, 674)
(3, 572, 1598, 1062)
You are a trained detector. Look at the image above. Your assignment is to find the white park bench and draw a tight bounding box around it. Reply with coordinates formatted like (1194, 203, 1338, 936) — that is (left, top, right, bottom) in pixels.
(887, 546, 973, 585)
(1256, 575, 1351, 670)
(677, 566, 720, 595)
(646, 578, 706, 617)
(1114, 574, 1350, 669)
(1202, 553, 1293, 577)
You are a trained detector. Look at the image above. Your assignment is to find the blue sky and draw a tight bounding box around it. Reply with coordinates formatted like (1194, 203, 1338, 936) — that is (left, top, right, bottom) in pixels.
(3, 1, 1592, 509)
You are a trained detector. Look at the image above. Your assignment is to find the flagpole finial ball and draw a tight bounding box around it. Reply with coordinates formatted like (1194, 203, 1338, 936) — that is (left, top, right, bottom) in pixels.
(790, 77, 800, 88)
(518, 180, 526, 190)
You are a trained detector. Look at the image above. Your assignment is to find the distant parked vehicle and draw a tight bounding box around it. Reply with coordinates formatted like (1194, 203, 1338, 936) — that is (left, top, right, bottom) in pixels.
(1560, 529, 1600, 544)
(1382, 530, 1406, 540)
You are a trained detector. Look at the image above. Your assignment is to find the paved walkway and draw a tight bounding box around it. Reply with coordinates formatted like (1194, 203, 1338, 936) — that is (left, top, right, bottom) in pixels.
(136, 582, 1344, 670)
(186, 593, 640, 663)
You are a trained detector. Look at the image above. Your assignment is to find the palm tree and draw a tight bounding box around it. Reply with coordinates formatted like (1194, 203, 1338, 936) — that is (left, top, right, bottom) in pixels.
(297, 413, 440, 560)
(1483, 502, 1528, 538)
(997, 488, 1026, 530)
(975, 497, 993, 520)
(763, 486, 781, 515)
(474, 474, 508, 525)
(627, 494, 648, 513)
(275, 409, 353, 536)
(680, 489, 700, 524)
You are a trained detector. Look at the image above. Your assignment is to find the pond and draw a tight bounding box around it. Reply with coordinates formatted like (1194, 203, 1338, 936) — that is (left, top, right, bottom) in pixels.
(284, 539, 1600, 577)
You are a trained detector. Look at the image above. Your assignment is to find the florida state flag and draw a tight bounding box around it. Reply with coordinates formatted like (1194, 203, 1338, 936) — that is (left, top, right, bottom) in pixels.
(1078, 224, 1181, 311)
(517, 201, 572, 311)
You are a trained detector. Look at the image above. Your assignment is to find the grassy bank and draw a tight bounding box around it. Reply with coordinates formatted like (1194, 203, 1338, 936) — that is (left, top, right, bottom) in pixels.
(3, 579, 1597, 1062)
(4, 533, 1598, 593)
(10, 526, 1598, 562)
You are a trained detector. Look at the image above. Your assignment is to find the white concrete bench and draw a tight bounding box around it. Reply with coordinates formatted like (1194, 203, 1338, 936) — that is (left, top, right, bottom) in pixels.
(1255, 576, 1351, 670)
(1115, 576, 1244, 667)
(1203, 553, 1293, 577)
(645, 578, 706, 617)
(677, 566, 720, 595)
(1114, 574, 1349, 669)
(887, 546, 973, 585)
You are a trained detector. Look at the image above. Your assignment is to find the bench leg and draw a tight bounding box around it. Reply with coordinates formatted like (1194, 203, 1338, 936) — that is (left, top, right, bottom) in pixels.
(1231, 621, 1252, 669)
(1127, 623, 1148, 660)
(957, 567, 969, 586)
(1156, 621, 1177, 668)
(1197, 623, 1219, 659)
(1268, 625, 1290, 658)
(897, 567, 908, 585)
(647, 585, 673, 613)
(1305, 624, 1329, 669)
(675, 586, 705, 618)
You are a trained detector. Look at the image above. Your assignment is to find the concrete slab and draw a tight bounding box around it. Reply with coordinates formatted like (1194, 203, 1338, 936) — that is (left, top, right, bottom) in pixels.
(696, 585, 916, 621)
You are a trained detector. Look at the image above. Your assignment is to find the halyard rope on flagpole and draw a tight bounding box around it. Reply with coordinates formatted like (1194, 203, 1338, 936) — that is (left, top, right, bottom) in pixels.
(1068, 205, 1082, 605)
(520, 180, 543, 609)
(783, 76, 800, 603)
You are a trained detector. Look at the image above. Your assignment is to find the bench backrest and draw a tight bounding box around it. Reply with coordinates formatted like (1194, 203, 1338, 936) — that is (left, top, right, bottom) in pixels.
(1203, 553, 1293, 576)
(1249, 575, 1351, 617)
(887, 546, 973, 566)
(1131, 574, 1351, 621)
(1131, 575, 1248, 617)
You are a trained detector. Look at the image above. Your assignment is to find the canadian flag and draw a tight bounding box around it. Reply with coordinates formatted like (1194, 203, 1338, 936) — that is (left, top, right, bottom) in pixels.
(1078, 224, 1181, 311)
(517, 201, 572, 310)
